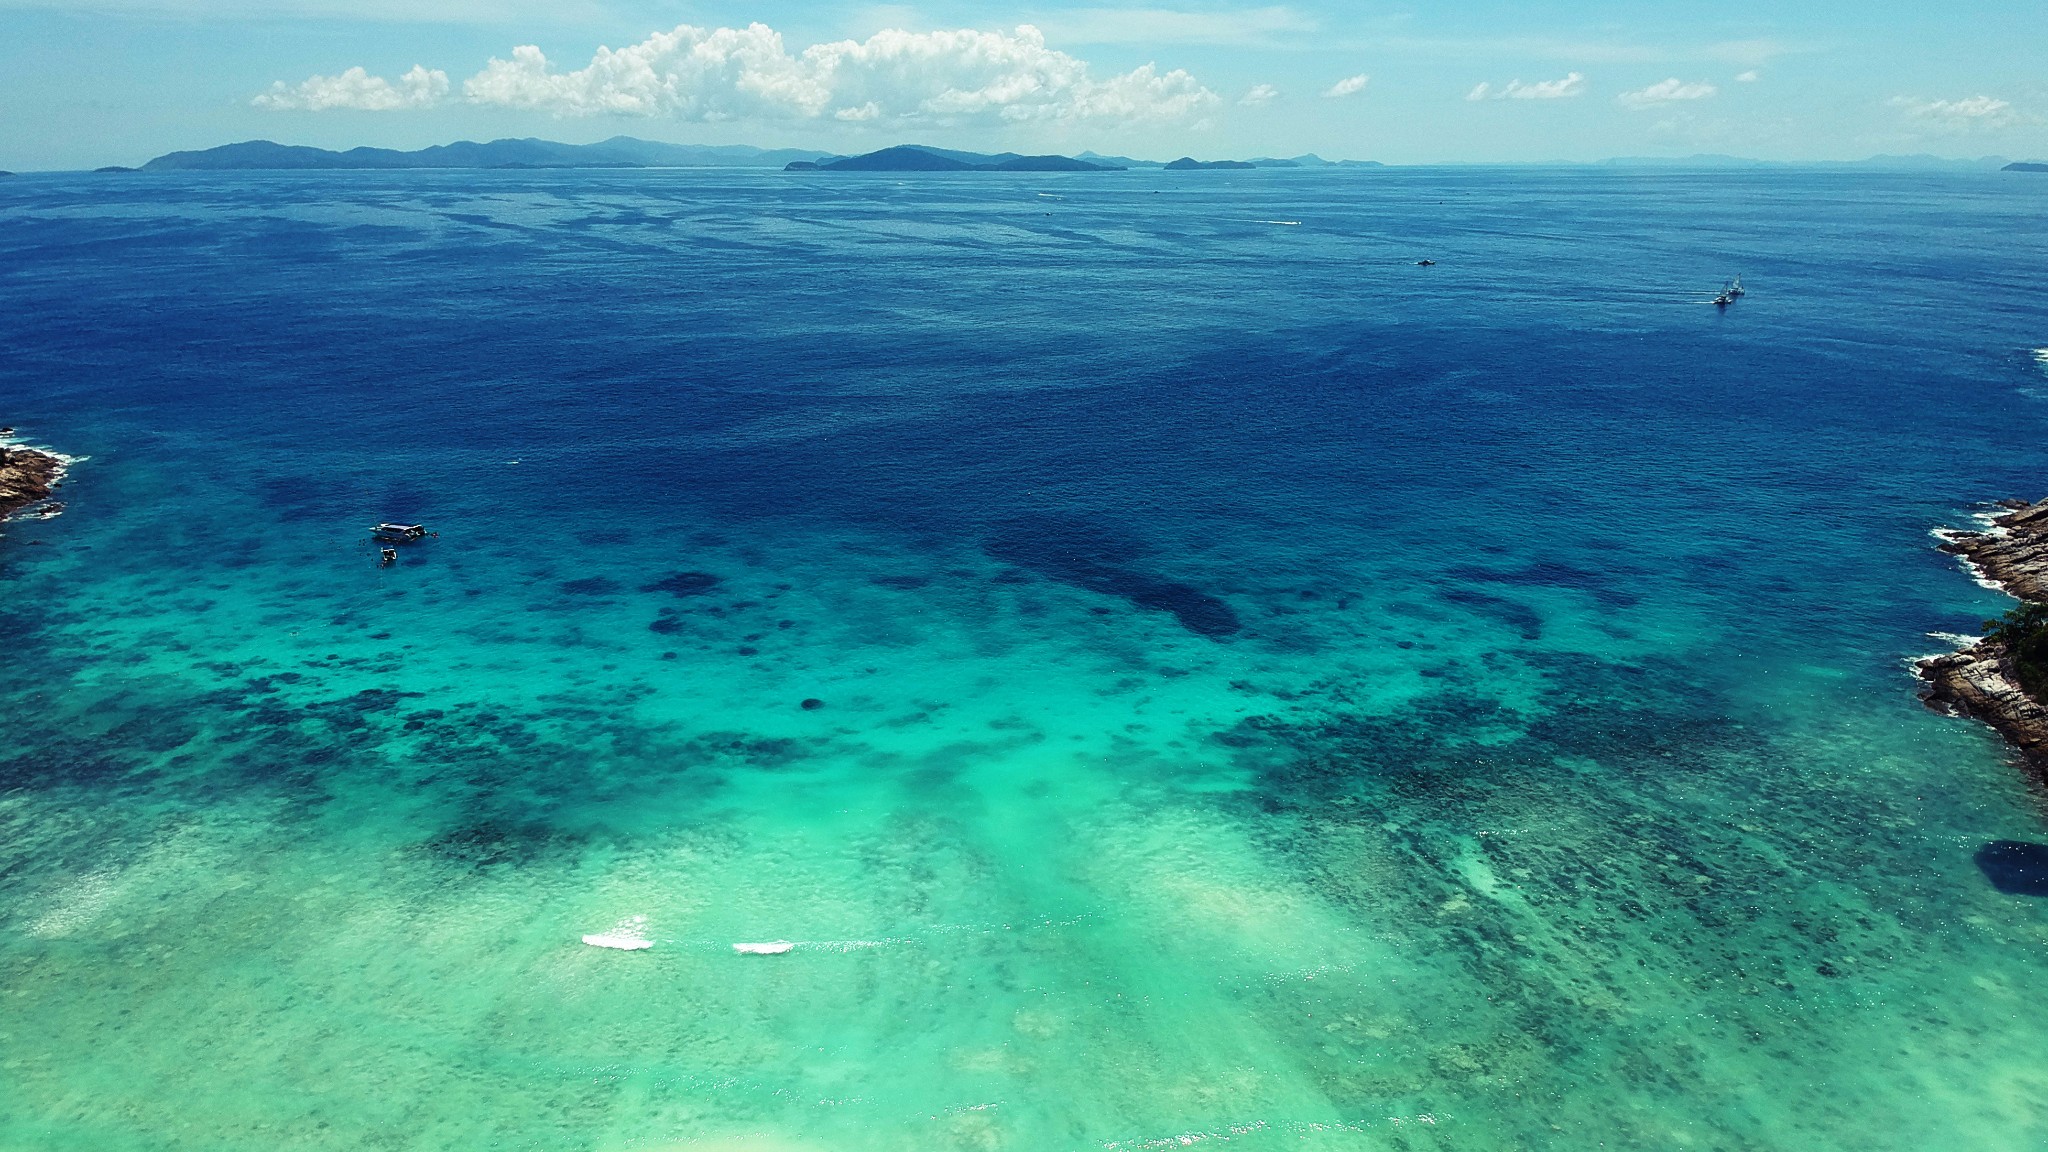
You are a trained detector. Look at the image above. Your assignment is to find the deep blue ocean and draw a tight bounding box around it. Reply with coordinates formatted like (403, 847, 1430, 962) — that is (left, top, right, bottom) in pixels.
(3, 166, 2047, 1150)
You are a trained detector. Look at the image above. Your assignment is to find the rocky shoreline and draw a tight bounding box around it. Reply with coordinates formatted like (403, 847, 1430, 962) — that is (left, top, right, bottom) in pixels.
(0, 435, 66, 524)
(1919, 498, 2048, 771)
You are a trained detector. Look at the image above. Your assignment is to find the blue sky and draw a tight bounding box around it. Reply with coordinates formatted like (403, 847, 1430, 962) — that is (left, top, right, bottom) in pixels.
(2, 0, 2043, 168)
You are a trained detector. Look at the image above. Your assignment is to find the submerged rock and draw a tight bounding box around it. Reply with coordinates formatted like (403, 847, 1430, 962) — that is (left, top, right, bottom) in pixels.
(1976, 840, 2048, 896)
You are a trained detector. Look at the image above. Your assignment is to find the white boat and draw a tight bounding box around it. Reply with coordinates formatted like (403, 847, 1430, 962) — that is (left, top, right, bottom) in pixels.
(733, 941, 794, 955)
(372, 522, 429, 542)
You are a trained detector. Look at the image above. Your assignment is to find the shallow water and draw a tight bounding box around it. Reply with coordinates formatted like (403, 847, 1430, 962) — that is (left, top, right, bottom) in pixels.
(3, 166, 2048, 1150)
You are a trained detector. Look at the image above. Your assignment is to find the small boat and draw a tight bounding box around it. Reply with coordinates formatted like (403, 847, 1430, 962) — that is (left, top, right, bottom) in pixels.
(733, 941, 794, 955)
(1415, 259, 1436, 266)
(1713, 291, 1733, 308)
(372, 522, 428, 542)
(1727, 276, 1745, 298)
(380, 547, 398, 566)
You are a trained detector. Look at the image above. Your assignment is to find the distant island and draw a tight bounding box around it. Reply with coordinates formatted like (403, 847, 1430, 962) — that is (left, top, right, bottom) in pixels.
(21, 138, 2023, 175)
(127, 137, 1384, 174)
(785, 146, 1121, 173)
(142, 137, 834, 171)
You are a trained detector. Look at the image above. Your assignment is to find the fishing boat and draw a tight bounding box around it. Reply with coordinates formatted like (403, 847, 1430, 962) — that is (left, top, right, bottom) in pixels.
(372, 522, 428, 542)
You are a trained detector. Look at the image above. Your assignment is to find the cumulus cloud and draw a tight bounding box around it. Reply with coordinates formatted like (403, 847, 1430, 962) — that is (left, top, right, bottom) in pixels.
(1466, 72, 1584, 101)
(253, 65, 449, 111)
(1240, 83, 1279, 106)
(1619, 78, 1717, 107)
(460, 23, 1216, 123)
(1889, 94, 2019, 129)
(1323, 73, 1369, 98)
(1734, 70, 1760, 83)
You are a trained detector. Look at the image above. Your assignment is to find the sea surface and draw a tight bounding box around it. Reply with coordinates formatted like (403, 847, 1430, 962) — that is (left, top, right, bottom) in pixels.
(3, 166, 2047, 1151)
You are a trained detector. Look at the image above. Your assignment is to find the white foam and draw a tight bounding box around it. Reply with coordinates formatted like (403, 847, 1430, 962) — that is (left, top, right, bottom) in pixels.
(1926, 631, 1983, 649)
(1955, 553, 2017, 595)
(582, 915, 652, 951)
(1260, 220, 1302, 226)
(810, 939, 890, 952)
(1965, 506, 2012, 535)
(583, 933, 653, 951)
(733, 941, 794, 955)
(0, 430, 88, 470)
(1932, 525, 2023, 595)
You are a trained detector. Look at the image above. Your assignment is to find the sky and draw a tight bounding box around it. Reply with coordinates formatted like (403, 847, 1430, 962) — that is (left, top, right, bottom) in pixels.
(1, 0, 2044, 169)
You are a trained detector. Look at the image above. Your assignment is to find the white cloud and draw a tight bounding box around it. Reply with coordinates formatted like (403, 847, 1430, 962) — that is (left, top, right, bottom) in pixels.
(1505, 72, 1585, 98)
(1619, 78, 1718, 107)
(253, 65, 449, 111)
(1889, 94, 2019, 129)
(1734, 70, 1760, 83)
(1323, 73, 1369, 98)
(1467, 72, 1584, 101)
(1240, 83, 1279, 106)
(457, 23, 1216, 123)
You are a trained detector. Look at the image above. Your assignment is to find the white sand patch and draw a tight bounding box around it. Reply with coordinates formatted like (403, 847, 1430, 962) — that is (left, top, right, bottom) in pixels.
(26, 870, 119, 937)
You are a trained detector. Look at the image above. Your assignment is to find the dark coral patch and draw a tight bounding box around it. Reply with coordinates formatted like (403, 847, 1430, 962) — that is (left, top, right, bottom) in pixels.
(419, 820, 581, 870)
(641, 571, 724, 596)
(1440, 588, 1543, 641)
(560, 577, 624, 596)
(1445, 561, 1641, 610)
(986, 521, 1239, 638)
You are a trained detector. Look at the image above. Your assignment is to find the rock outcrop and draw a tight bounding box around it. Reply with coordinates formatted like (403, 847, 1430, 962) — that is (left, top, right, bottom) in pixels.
(1920, 499, 2048, 771)
(0, 440, 64, 523)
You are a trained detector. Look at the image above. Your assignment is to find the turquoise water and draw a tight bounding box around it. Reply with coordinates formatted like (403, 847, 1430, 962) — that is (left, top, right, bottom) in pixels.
(3, 167, 2048, 1150)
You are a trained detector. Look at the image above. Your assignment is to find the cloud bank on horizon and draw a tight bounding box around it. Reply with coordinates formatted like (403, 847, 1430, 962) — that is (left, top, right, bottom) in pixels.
(1, 1, 2042, 168)
(241, 14, 2043, 155)
(261, 23, 1221, 124)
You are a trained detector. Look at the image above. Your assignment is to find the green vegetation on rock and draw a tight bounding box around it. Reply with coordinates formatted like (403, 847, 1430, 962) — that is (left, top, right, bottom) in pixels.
(1986, 601, 2048, 701)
